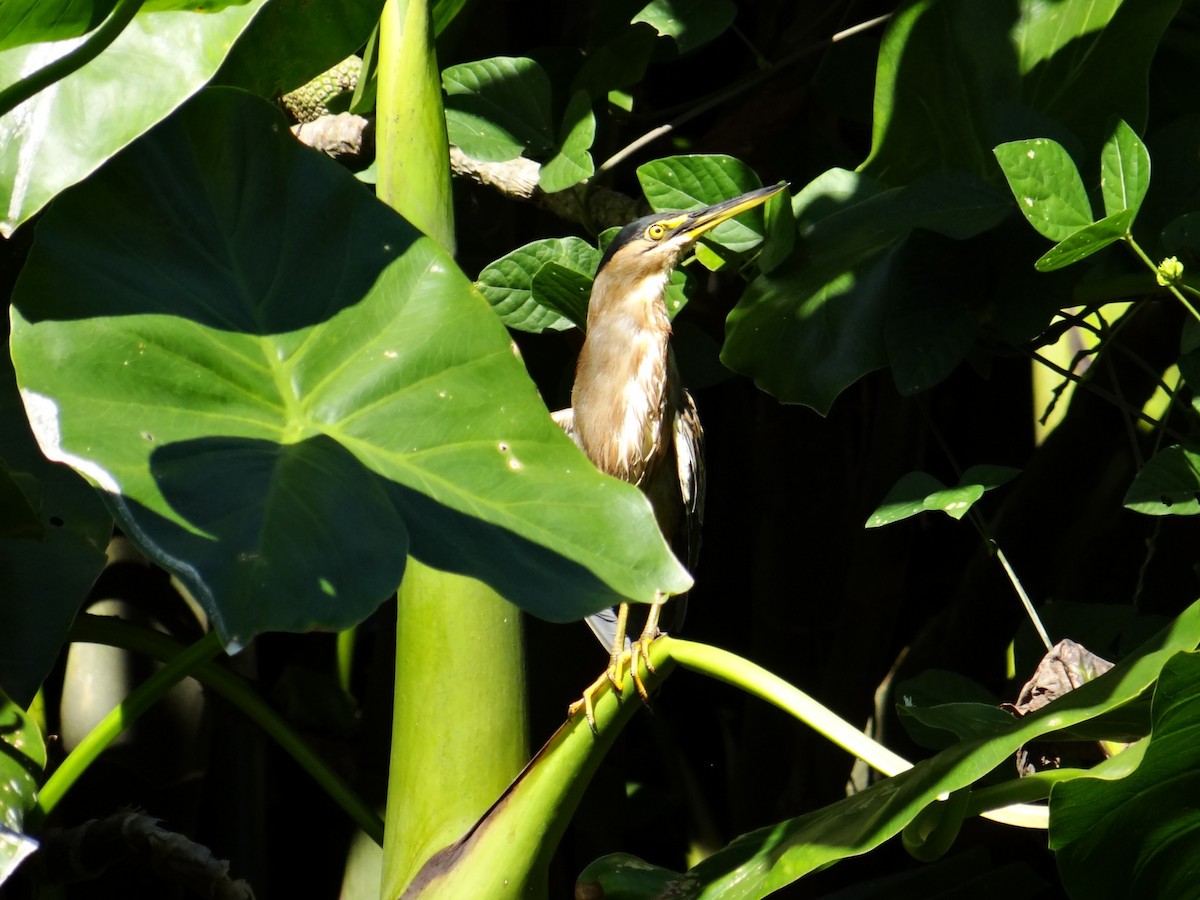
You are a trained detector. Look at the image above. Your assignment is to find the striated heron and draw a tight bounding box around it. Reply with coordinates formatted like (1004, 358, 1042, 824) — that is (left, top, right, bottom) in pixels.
(554, 182, 786, 724)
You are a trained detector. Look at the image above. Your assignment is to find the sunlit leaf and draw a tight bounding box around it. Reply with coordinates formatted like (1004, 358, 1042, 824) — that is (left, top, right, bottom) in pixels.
(476, 237, 600, 333)
(442, 56, 554, 162)
(994, 139, 1094, 242)
(9, 89, 690, 648)
(1034, 210, 1134, 271)
(1100, 118, 1150, 219)
(1052, 651, 1200, 899)
(539, 89, 595, 193)
(0, 1, 265, 236)
(630, 0, 736, 54)
(637, 154, 767, 251)
(867, 465, 1020, 527)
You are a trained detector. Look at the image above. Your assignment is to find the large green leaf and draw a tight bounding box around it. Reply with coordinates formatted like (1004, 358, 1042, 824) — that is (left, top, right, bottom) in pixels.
(862, 0, 1179, 186)
(9, 88, 690, 648)
(721, 168, 1008, 411)
(0, 0, 251, 51)
(0, 686, 45, 885)
(0, 0, 115, 51)
(667, 601, 1200, 897)
(1011, 0, 1179, 154)
(1052, 651, 1200, 898)
(0, 1, 265, 237)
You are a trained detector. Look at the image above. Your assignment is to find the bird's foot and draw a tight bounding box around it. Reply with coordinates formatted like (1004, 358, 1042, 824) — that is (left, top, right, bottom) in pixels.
(568, 648, 633, 731)
(629, 624, 661, 703)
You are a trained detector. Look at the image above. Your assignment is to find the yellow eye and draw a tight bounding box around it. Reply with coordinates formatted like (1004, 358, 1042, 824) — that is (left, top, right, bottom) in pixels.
(646, 223, 666, 241)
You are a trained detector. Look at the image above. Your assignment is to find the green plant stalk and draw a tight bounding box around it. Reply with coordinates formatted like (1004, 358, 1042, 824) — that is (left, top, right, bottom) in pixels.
(992, 541, 1053, 651)
(0, 0, 147, 118)
(65, 614, 386, 845)
(666, 637, 912, 776)
(374, 2, 531, 894)
(337, 626, 357, 696)
(666, 637, 1050, 829)
(382, 559, 529, 898)
(376, 0, 455, 253)
(27, 628, 221, 829)
(393, 642, 671, 899)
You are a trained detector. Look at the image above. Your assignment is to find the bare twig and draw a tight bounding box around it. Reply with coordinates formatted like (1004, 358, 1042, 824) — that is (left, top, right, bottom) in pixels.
(595, 14, 892, 177)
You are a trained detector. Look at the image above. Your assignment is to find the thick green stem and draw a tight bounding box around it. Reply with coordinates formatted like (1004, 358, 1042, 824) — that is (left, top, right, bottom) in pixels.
(376, 0, 455, 252)
(373, 2, 531, 894)
(393, 642, 670, 899)
(382, 560, 528, 898)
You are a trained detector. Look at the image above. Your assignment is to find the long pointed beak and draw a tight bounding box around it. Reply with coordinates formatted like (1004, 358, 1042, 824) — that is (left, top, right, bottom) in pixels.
(675, 182, 788, 241)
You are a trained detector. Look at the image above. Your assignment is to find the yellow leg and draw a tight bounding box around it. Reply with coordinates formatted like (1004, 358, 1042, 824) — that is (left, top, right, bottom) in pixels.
(567, 656, 624, 731)
(570, 595, 668, 729)
(629, 592, 665, 702)
(605, 602, 631, 689)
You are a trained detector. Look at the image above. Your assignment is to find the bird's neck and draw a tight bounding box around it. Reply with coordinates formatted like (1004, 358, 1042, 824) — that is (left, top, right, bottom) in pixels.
(572, 272, 675, 484)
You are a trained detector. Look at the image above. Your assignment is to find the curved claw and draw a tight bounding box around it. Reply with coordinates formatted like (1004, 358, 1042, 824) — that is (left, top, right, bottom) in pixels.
(569, 649, 632, 731)
(629, 635, 658, 702)
(571, 595, 668, 730)
(629, 597, 665, 701)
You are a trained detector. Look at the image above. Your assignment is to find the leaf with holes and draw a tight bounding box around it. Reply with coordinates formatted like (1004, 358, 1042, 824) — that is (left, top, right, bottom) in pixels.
(1124, 446, 1200, 516)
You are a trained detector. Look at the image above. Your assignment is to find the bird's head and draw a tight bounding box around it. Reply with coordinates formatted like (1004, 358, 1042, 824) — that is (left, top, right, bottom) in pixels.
(595, 182, 787, 284)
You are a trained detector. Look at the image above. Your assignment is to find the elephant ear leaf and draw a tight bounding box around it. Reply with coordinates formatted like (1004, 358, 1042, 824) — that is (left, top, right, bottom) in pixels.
(9, 87, 690, 648)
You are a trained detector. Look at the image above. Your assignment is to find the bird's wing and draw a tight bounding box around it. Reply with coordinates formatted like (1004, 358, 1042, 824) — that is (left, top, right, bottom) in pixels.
(674, 388, 705, 571)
